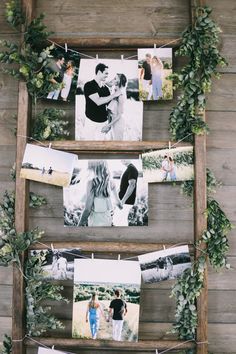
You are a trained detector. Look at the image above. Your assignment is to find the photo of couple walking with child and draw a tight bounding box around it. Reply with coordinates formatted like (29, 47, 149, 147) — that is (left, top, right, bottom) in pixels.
(75, 59, 143, 141)
(64, 159, 148, 227)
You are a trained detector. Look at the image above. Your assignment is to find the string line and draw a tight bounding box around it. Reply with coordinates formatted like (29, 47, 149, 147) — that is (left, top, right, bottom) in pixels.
(47, 37, 182, 61)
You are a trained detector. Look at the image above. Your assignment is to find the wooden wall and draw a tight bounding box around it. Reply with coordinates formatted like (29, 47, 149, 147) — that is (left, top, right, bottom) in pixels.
(0, 0, 236, 353)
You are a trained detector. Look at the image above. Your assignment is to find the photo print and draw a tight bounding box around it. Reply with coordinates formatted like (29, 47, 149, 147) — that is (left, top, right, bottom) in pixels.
(75, 58, 143, 141)
(72, 259, 141, 342)
(20, 143, 78, 187)
(63, 158, 148, 227)
(138, 48, 173, 101)
(38, 347, 67, 354)
(142, 146, 194, 183)
(30, 248, 82, 280)
(45, 48, 80, 102)
(138, 245, 191, 283)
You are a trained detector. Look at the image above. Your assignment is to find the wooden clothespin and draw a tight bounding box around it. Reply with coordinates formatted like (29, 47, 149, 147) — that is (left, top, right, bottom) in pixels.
(65, 43, 68, 53)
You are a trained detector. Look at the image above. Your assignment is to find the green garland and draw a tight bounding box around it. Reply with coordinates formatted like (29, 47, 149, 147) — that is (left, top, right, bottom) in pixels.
(170, 6, 233, 340)
(169, 6, 227, 141)
(1, 2, 69, 140)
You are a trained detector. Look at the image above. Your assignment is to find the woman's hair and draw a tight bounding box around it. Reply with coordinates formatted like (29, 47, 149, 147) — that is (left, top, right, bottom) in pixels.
(152, 56, 158, 63)
(66, 60, 75, 69)
(169, 156, 173, 162)
(88, 161, 111, 197)
(89, 293, 97, 309)
(116, 73, 127, 88)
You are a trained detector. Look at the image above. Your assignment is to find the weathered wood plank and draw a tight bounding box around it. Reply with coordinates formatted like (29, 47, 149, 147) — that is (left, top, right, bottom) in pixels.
(36, 0, 190, 38)
(207, 148, 236, 186)
(207, 0, 236, 35)
(25, 337, 194, 351)
(13, 80, 30, 354)
(32, 140, 192, 152)
(0, 266, 13, 285)
(0, 317, 12, 343)
(207, 74, 236, 111)
(0, 285, 12, 316)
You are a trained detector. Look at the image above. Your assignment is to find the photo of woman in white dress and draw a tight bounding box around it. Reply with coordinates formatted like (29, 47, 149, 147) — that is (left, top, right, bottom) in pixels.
(61, 60, 75, 101)
(101, 73, 127, 140)
(151, 56, 163, 101)
(78, 161, 122, 226)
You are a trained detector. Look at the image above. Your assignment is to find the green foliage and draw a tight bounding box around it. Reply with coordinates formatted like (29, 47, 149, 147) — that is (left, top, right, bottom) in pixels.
(0, 5, 59, 102)
(0, 190, 45, 266)
(29, 192, 47, 208)
(202, 199, 233, 268)
(75, 283, 140, 305)
(10, 163, 16, 181)
(171, 256, 206, 339)
(5, 0, 24, 28)
(25, 253, 69, 336)
(24, 14, 53, 51)
(169, 6, 227, 141)
(32, 108, 70, 140)
(0, 334, 12, 354)
(180, 168, 220, 197)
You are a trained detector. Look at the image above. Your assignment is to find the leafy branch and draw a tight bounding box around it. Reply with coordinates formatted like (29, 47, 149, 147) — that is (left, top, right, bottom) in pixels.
(169, 6, 227, 141)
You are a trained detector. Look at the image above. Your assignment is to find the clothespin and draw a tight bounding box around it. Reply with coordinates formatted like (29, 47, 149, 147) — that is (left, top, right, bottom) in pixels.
(163, 245, 166, 250)
(52, 345, 55, 351)
(65, 43, 68, 53)
(48, 143, 52, 149)
(154, 43, 157, 49)
(91, 253, 94, 259)
(168, 141, 171, 150)
(51, 243, 54, 252)
(118, 254, 121, 260)
(96, 54, 99, 61)
(155, 349, 159, 354)
(121, 54, 124, 62)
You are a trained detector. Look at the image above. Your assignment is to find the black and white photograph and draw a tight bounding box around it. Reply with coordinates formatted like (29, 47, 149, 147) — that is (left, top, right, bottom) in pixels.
(38, 347, 67, 354)
(45, 49, 80, 102)
(75, 58, 143, 141)
(142, 146, 194, 183)
(72, 259, 141, 342)
(138, 48, 173, 101)
(138, 245, 191, 283)
(63, 158, 148, 227)
(30, 248, 82, 280)
(20, 143, 78, 187)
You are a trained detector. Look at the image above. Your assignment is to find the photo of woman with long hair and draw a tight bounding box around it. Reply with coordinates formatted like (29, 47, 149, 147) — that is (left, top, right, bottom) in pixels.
(60, 60, 75, 101)
(86, 293, 104, 339)
(151, 56, 163, 100)
(78, 161, 122, 226)
(101, 73, 127, 140)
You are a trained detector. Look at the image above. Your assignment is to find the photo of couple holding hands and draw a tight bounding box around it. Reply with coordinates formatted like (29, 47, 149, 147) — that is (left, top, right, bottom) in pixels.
(64, 159, 148, 227)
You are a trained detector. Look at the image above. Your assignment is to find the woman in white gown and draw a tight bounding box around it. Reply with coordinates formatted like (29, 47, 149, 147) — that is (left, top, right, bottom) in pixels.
(151, 56, 163, 100)
(101, 73, 127, 140)
(60, 60, 75, 101)
(79, 161, 122, 226)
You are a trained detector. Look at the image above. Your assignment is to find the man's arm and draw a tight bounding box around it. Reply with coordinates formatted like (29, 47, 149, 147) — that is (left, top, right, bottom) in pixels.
(89, 90, 121, 106)
(121, 179, 136, 205)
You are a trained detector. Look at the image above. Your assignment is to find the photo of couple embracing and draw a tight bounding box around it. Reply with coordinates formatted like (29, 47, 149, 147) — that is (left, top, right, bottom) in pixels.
(75, 58, 143, 141)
